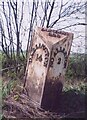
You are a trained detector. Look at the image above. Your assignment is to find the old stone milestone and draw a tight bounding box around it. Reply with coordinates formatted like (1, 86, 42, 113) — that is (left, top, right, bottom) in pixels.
(25, 27, 73, 110)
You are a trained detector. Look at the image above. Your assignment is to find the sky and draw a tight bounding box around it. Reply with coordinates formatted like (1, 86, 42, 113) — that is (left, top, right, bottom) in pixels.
(0, 0, 86, 53)
(22, 0, 85, 53)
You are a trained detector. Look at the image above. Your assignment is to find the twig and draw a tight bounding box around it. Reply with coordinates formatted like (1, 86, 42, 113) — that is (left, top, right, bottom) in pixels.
(46, 0, 56, 28)
(1, 64, 25, 72)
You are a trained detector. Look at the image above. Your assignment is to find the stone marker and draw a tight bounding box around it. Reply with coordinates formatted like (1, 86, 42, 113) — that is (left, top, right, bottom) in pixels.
(25, 27, 73, 110)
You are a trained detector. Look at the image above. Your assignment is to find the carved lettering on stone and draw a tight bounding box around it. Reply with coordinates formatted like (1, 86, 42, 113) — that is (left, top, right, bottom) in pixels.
(25, 27, 73, 107)
(49, 46, 67, 69)
(29, 43, 49, 68)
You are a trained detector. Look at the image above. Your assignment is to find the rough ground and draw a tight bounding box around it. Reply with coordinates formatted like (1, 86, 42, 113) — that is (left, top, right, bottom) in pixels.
(3, 89, 85, 119)
(2, 77, 86, 119)
(3, 93, 61, 119)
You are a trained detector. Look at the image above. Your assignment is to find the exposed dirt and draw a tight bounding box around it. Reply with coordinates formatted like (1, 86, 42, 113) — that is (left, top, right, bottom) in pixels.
(2, 77, 86, 119)
(3, 93, 61, 119)
(2, 89, 85, 119)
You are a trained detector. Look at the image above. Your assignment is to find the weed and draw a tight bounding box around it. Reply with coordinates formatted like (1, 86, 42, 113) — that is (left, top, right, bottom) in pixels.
(2, 80, 17, 99)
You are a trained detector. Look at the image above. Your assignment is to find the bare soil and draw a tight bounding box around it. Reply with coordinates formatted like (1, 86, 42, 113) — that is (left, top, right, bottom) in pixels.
(2, 77, 86, 119)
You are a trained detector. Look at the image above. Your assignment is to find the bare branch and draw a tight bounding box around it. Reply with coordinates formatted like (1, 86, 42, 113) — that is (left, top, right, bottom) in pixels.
(26, 0, 35, 57)
(59, 23, 87, 30)
(49, 1, 86, 28)
(46, 0, 56, 28)
(41, 1, 49, 27)
(49, 0, 63, 28)
(19, 2, 24, 33)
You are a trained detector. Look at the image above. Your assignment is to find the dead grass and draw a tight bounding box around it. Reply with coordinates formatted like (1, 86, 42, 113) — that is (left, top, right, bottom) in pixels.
(2, 76, 86, 119)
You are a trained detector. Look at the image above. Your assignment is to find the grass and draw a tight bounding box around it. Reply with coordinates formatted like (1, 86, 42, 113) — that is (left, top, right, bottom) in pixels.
(0, 76, 2, 120)
(0, 51, 86, 118)
(1, 74, 86, 118)
(63, 78, 86, 94)
(0, 52, 2, 70)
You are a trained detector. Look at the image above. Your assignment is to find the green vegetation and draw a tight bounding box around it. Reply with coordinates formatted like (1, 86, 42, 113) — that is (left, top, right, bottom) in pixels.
(0, 52, 86, 119)
(1, 52, 26, 80)
(64, 53, 86, 94)
(0, 52, 2, 70)
(66, 53, 86, 79)
(2, 80, 17, 99)
(1, 52, 26, 69)
(1, 52, 86, 96)
(63, 79, 86, 94)
(0, 74, 2, 120)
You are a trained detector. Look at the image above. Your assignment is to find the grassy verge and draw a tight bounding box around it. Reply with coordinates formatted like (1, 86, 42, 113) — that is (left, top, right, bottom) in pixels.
(0, 76, 2, 120)
(63, 78, 86, 94)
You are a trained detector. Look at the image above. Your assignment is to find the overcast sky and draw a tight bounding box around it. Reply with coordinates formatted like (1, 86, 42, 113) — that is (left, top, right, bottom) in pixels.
(23, 0, 85, 53)
(0, 0, 86, 53)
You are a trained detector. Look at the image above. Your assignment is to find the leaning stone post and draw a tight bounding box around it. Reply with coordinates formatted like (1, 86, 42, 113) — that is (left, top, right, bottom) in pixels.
(25, 27, 73, 110)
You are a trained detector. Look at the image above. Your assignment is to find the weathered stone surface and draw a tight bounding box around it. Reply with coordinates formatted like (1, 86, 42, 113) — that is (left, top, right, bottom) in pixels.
(25, 27, 73, 109)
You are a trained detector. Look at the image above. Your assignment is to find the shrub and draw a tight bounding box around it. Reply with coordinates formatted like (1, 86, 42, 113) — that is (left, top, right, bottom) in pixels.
(66, 53, 86, 79)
